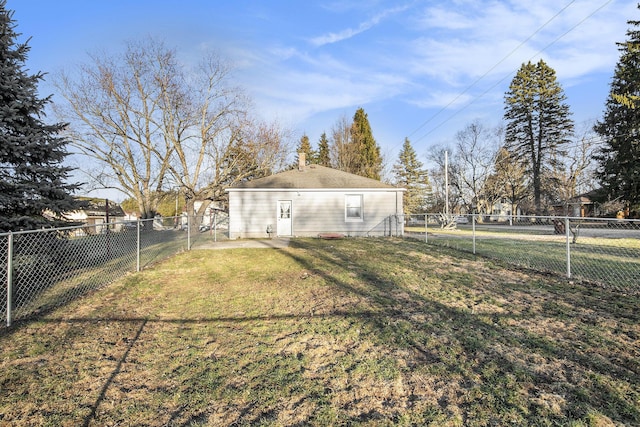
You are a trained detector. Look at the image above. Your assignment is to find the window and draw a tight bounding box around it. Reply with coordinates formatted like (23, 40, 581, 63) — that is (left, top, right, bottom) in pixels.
(345, 194, 363, 221)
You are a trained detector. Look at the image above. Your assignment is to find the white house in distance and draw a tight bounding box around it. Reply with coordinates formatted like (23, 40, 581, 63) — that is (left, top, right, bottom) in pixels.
(64, 198, 126, 234)
(226, 155, 405, 239)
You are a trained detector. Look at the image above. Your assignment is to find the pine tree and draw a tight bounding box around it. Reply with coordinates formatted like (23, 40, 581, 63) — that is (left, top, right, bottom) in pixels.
(351, 108, 382, 180)
(317, 132, 330, 167)
(0, 1, 82, 231)
(294, 133, 315, 167)
(594, 9, 640, 213)
(504, 59, 574, 214)
(393, 138, 432, 214)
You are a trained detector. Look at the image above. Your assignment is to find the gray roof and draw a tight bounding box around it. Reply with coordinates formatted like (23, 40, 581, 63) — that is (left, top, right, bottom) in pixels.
(230, 164, 400, 190)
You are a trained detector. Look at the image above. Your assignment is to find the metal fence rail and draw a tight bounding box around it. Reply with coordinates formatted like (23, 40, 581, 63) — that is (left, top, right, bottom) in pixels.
(403, 214, 640, 293)
(1, 216, 193, 327)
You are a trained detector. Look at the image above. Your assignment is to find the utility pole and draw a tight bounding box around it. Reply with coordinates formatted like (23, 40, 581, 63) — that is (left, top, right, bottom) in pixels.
(444, 151, 449, 216)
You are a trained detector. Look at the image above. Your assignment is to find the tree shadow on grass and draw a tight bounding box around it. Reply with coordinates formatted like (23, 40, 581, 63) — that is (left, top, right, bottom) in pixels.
(280, 238, 640, 425)
(3, 237, 638, 426)
(81, 318, 148, 427)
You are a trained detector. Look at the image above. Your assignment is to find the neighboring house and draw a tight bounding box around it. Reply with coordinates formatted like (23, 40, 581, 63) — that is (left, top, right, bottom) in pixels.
(193, 200, 225, 226)
(65, 198, 126, 234)
(553, 192, 599, 217)
(123, 211, 139, 221)
(487, 200, 523, 222)
(226, 155, 405, 238)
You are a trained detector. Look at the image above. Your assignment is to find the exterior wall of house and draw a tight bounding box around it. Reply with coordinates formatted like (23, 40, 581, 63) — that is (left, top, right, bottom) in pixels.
(227, 189, 403, 239)
(488, 201, 522, 222)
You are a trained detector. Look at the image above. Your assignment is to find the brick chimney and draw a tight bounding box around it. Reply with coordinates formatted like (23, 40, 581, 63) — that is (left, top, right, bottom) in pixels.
(298, 152, 306, 171)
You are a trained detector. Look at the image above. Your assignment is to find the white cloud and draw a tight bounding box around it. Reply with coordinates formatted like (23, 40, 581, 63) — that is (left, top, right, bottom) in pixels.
(249, 66, 410, 123)
(309, 4, 410, 46)
(406, 0, 634, 86)
(210, 0, 637, 146)
(407, 90, 474, 110)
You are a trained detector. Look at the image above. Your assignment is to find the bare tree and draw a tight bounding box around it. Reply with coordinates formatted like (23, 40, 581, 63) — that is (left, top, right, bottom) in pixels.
(488, 146, 529, 221)
(454, 120, 500, 216)
(55, 40, 173, 217)
(553, 122, 599, 209)
(329, 115, 358, 172)
(426, 145, 462, 215)
(54, 38, 289, 218)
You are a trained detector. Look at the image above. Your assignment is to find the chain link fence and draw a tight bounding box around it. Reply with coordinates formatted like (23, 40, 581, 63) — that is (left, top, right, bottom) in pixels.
(402, 213, 640, 293)
(0, 216, 199, 327)
(3, 210, 637, 327)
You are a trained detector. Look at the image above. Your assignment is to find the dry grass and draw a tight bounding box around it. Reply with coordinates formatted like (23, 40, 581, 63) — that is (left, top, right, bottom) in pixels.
(0, 238, 638, 426)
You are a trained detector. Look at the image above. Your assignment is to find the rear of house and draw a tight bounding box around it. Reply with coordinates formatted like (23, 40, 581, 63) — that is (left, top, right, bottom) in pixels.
(226, 160, 404, 239)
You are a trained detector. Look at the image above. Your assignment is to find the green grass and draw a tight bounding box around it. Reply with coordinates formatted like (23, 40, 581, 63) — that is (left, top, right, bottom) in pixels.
(6, 229, 188, 322)
(0, 238, 638, 426)
(409, 227, 640, 291)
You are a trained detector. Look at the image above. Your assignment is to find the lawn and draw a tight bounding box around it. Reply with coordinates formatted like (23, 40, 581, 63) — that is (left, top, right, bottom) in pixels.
(0, 238, 638, 426)
(406, 226, 640, 292)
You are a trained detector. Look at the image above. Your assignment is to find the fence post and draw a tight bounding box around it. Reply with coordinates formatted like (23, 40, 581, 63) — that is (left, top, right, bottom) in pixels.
(187, 215, 191, 250)
(425, 214, 428, 243)
(565, 216, 571, 279)
(136, 219, 141, 272)
(6, 232, 13, 327)
(472, 214, 476, 254)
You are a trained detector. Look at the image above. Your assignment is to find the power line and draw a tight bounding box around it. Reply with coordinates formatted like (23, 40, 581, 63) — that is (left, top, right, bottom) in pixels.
(405, 0, 576, 143)
(402, 0, 615, 151)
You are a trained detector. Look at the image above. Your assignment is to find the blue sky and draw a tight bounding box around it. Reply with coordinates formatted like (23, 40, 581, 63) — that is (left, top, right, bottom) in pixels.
(8, 0, 637, 172)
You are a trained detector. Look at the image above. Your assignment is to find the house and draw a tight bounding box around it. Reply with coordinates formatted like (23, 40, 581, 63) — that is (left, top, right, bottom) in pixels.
(66, 198, 126, 234)
(226, 155, 405, 239)
(488, 200, 523, 222)
(552, 191, 600, 217)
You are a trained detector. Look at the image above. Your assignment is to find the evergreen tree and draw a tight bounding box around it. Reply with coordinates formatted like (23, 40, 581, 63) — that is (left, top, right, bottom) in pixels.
(294, 133, 315, 166)
(594, 9, 640, 213)
(504, 59, 574, 214)
(351, 108, 382, 180)
(0, 1, 82, 231)
(317, 132, 330, 167)
(393, 138, 432, 214)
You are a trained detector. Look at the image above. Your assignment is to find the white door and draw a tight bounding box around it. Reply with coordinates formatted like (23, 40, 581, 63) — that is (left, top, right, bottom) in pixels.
(277, 200, 292, 236)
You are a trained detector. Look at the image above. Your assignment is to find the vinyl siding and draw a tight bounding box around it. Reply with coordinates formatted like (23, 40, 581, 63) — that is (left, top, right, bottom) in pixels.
(227, 189, 403, 238)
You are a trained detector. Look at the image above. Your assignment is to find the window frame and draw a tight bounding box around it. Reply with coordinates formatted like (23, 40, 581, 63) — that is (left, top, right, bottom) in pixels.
(345, 194, 364, 222)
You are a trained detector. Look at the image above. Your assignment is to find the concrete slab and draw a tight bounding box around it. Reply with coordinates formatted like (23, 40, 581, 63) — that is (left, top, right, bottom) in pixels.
(192, 238, 291, 250)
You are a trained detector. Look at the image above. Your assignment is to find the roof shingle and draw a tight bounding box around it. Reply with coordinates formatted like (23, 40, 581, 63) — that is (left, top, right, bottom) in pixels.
(230, 164, 398, 189)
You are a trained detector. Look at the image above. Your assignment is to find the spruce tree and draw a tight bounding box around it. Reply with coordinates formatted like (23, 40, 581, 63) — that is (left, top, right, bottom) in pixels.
(351, 108, 382, 180)
(594, 9, 640, 213)
(393, 138, 432, 214)
(0, 1, 81, 231)
(294, 133, 315, 166)
(504, 60, 574, 214)
(317, 132, 330, 167)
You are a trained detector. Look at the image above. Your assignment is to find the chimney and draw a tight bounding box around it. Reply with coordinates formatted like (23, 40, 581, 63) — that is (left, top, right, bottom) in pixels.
(298, 152, 306, 171)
